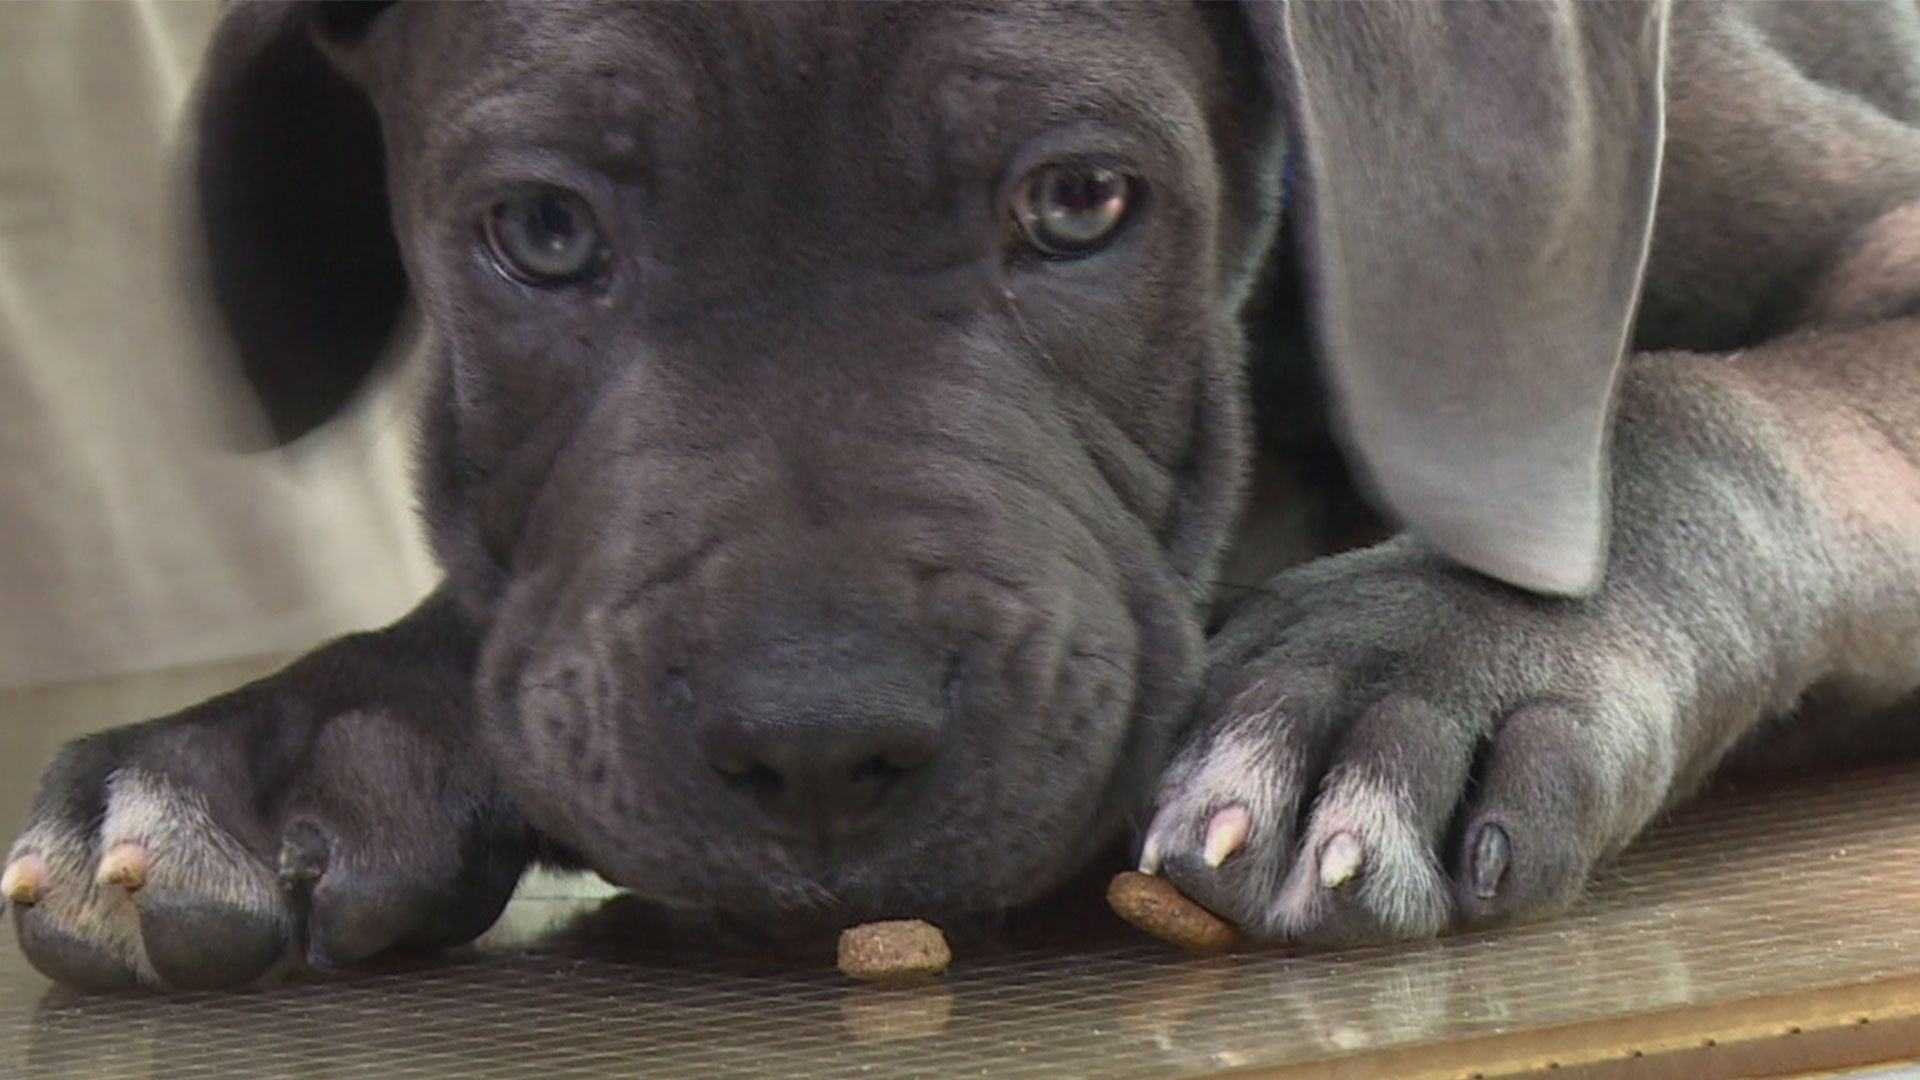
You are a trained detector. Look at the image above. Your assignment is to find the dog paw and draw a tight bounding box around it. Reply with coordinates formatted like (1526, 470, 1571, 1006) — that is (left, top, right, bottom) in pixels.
(7, 675, 528, 991)
(1144, 539, 1686, 946)
(7, 761, 296, 991)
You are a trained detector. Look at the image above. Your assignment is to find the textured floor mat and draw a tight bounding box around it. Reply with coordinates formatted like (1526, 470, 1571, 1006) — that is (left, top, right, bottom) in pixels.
(1, 666, 1917, 1079)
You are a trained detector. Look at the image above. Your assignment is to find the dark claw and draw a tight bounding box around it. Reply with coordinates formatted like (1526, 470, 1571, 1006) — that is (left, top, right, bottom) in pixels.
(13, 910, 142, 993)
(1470, 822, 1511, 900)
(276, 820, 331, 891)
(137, 898, 287, 990)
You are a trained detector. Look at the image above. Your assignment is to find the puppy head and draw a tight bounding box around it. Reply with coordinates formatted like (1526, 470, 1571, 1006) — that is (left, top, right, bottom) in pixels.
(188, 0, 1664, 923)
(193, 0, 1278, 922)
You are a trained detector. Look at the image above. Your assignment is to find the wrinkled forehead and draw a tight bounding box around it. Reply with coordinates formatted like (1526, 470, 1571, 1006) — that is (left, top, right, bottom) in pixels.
(380, 1, 1238, 184)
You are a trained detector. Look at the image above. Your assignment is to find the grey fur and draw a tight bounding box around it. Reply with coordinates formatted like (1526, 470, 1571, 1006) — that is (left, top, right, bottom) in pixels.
(9, 0, 1920, 988)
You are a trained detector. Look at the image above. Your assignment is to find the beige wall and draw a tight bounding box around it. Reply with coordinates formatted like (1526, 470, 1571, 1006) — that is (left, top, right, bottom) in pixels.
(0, 2, 437, 690)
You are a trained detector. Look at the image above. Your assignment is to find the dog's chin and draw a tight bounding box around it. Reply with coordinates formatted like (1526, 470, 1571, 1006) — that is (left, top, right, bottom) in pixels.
(702, 875, 1066, 943)
(581, 802, 1131, 938)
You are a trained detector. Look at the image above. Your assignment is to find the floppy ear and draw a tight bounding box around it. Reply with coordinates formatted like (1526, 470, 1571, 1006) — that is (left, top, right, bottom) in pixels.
(188, 0, 407, 443)
(1245, 1, 1668, 596)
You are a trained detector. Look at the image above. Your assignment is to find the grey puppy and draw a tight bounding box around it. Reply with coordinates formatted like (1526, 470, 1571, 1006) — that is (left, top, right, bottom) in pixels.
(8, 0, 1920, 990)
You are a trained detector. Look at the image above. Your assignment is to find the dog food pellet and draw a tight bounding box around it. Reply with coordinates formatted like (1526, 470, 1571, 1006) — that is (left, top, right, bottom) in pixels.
(1107, 871, 1238, 953)
(837, 920, 952, 982)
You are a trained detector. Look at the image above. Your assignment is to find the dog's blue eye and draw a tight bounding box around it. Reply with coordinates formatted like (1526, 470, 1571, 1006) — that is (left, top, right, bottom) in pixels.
(485, 189, 605, 285)
(1012, 165, 1133, 257)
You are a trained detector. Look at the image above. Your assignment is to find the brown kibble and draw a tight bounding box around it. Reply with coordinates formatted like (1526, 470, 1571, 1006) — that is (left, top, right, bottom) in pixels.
(837, 919, 952, 982)
(1107, 871, 1238, 953)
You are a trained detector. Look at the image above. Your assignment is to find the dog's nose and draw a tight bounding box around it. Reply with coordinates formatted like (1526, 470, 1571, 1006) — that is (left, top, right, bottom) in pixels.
(697, 640, 947, 837)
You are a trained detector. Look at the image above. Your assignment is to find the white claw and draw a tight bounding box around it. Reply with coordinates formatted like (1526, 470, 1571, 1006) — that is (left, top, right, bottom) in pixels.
(3, 855, 45, 906)
(1318, 832, 1363, 889)
(96, 842, 150, 892)
(1138, 833, 1165, 874)
(1202, 806, 1251, 868)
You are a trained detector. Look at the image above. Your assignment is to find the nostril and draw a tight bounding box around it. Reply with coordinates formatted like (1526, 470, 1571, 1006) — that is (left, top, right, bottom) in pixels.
(710, 758, 789, 814)
(742, 762, 783, 802)
(838, 755, 912, 822)
(708, 751, 779, 790)
(849, 754, 908, 791)
(705, 745, 751, 779)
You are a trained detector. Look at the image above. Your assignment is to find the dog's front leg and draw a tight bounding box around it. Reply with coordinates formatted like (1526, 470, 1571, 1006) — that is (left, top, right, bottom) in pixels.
(1144, 313, 1920, 946)
(4, 589, 533, 990)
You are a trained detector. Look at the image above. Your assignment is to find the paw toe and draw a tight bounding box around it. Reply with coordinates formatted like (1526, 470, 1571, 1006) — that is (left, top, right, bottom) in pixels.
(12, 909, 142, 993)
(1147, 768, 1301, 933)
(1272, 776, 1453, 946)
(1150, 803, 1268, 917)
(1152, 828, 1281, 933)
(137, 897, 289, 990)
(7, 832, 150, 990)
(1450, 703, 1663, 927)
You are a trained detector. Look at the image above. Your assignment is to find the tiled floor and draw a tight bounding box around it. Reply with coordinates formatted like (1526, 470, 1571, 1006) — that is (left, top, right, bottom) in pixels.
(1, 661, 1918, 1078)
